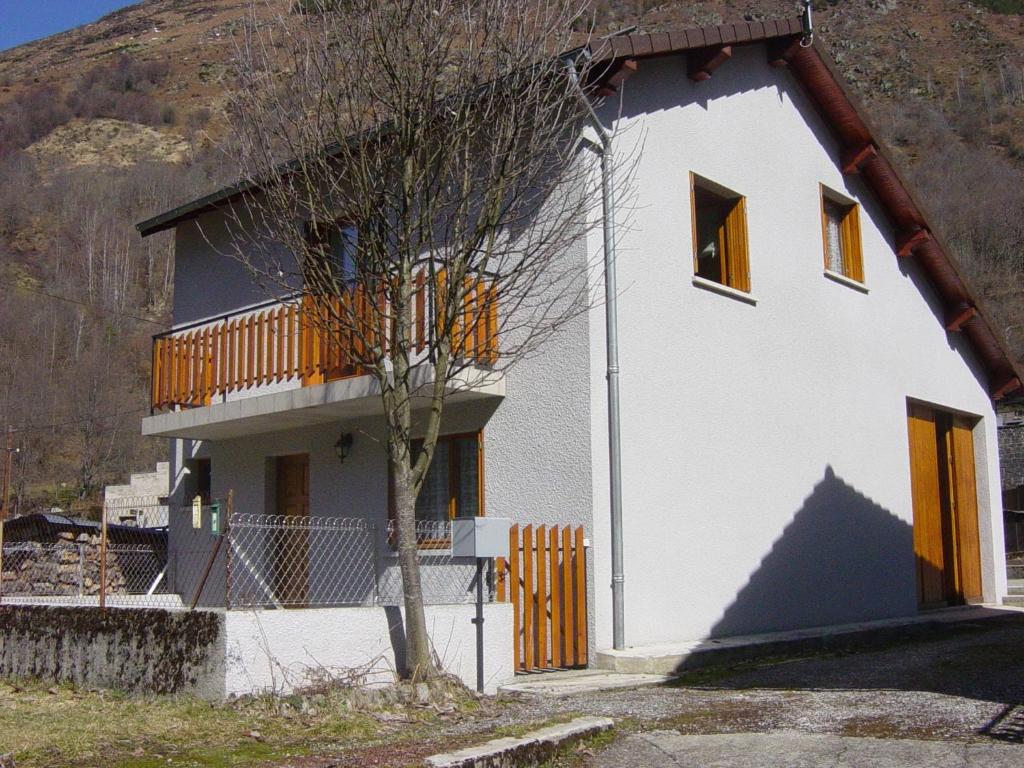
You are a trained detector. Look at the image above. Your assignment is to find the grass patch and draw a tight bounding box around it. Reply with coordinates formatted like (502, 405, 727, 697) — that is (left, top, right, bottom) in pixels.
(970, 0, 1024, 14)
(535, 727, 619, 767)
(0, 678, 463, 767)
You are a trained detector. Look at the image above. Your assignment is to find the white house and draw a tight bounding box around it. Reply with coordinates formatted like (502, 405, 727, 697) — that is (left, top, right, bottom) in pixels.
(136, 17, 1023, 693)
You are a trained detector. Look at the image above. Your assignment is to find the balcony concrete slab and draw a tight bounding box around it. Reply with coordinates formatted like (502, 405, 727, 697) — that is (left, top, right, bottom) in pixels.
(142, 366, 504, 440)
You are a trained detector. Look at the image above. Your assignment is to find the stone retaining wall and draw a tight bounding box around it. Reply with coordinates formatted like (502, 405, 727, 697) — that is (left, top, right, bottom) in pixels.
(0, 605, 224, 696)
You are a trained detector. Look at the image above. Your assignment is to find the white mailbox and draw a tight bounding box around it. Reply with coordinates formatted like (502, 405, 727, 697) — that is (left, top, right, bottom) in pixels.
(451, 517, 511, 559)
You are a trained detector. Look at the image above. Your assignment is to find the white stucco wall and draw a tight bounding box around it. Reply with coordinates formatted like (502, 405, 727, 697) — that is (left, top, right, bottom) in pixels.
(587, 44, 1005, 650)
(223, 603, 513, 695)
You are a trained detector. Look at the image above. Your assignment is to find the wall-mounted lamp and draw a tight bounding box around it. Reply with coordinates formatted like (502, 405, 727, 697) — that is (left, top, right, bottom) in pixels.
(334, 432, 354, 463)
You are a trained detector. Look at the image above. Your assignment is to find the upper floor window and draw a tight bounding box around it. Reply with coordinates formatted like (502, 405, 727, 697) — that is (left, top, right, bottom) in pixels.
(305, 220, 357, 289)
(690, 173, 751, 293)
(820, 186, 864, 283)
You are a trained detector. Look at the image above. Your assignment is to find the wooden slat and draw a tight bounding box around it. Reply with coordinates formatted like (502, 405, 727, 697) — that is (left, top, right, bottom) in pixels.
(509, 524, 521, 672)
(217, 322, 228, 395)
(486, 286, 498, 364)
(908, 404, 946, 606)
(227, 320, 237, 392)
(287, 303, 297, 377)
(160, 338, 169, 407)
(170, 336, 179, 405)
(276, 307, 286, 382)
(202, 327, 213, 405)
(180, 334, 189, 404)
(561, 526, 573, 666)
(496, 556, 507, 603)
(950, 419, 983, 602)
(258, 312, 267, 384)
(415, 270, 426, 353)
(549, 525, 562, 668)
(246, 315, 255, 388)
(522, 524, 534, 671)
(536, 525, 548, 669)
(189, 331, 200, 404)
(151, 339, 161, 409)
(574, 526, 587, 664)
(474, 281, 487, 360)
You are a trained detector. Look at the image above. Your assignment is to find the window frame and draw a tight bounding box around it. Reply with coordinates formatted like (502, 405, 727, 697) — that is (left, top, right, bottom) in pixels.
(387, 430, 485, 549)
(690, 172, 751, 293)
(819, 184, 865, 285)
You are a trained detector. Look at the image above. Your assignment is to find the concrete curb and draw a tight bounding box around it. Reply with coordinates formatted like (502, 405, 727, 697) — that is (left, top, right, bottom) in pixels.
(424, 716, 614, 767)
(596, 606, 1024, 676)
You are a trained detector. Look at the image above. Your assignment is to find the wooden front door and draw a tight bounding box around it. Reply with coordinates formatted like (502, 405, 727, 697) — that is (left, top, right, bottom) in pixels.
(273, 453, 310, 606)
(907, 403, 983, 607)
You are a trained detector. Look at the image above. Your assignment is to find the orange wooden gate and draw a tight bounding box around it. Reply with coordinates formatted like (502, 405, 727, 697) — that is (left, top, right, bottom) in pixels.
(495, 524, 588, 673)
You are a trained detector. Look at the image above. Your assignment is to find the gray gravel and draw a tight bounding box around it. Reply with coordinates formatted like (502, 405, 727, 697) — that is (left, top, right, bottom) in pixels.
(452, 613, 1024, 760)
(589, 731, 1024, 767)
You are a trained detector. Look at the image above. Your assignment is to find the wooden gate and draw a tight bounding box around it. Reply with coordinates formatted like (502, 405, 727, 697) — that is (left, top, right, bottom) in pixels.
(495, 524, 588, 673)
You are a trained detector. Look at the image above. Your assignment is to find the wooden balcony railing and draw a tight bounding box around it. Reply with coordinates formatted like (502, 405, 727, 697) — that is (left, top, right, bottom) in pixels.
(151, 275, 497, 412)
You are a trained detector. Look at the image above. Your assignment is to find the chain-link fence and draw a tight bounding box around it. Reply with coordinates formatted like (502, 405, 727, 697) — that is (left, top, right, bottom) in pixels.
(0, 501, 218, 609)
(227, 514, 483, 609)
(2, 507, 487, 610)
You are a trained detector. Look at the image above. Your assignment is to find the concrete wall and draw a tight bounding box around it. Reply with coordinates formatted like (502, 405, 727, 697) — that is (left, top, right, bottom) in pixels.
(0, 606, 224, 697)
(586, 44, 1005, 649)
(0, 603, 511, 698)
(224, 602, 513, 695)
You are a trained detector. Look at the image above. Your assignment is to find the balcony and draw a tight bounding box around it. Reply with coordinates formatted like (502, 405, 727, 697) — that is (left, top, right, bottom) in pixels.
(143, 276, 502, 440)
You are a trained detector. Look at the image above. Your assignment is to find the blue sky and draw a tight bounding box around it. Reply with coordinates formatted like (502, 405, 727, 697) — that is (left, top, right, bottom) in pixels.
(0, 1, 137, 52)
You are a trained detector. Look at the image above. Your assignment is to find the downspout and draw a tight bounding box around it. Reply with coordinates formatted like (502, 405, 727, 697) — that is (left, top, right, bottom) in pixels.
(567, 58, 626, 651)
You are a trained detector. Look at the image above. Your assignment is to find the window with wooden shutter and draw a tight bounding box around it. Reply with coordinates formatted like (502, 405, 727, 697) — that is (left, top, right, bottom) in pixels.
(820, 186, 864, 284)
(690, 173, 750, 293)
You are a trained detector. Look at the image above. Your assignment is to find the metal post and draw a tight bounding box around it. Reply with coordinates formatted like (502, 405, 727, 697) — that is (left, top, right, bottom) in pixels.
(371, 521, 381, 605)
(1, 428, 12, 521)
(0, 519, 5, 604)
(473, 557, 485, 693)
(224, 489, 234, 610)
(99, 502, 108, 611)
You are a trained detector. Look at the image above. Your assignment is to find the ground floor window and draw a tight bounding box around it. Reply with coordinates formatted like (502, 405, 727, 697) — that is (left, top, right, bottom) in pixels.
(413, 432, 483, 521)
(388, 431, 484, 524)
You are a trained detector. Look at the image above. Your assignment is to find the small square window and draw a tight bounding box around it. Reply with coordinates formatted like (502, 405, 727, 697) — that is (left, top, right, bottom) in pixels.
(690, 173, 750, 293)
(820, 187, 864, 283)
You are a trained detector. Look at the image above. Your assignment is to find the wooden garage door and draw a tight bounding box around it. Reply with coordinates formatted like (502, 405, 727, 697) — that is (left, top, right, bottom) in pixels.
(907, 403, 983, 607)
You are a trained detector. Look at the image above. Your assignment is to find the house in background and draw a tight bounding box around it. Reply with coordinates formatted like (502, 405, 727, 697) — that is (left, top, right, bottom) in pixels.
(999, 401, 1024, 558)
(131, 17, 1023, 693)
(103, 461, 170, 527)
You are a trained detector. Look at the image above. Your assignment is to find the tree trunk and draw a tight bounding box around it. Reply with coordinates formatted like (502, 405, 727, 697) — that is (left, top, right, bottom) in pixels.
(389, 438, 435, 680)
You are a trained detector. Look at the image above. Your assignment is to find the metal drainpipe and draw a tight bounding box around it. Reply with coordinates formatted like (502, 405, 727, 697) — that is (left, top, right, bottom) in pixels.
(567, 60, 626, 651)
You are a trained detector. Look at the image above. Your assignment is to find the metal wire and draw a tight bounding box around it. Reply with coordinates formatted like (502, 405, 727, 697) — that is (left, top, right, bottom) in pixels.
(228, 514, 483, 609)
(0, 507, 486, 610)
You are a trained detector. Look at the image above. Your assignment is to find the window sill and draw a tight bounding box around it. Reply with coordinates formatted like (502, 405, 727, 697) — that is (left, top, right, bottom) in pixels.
(691, 276, 757, 306)
(824, 270, 869, 294)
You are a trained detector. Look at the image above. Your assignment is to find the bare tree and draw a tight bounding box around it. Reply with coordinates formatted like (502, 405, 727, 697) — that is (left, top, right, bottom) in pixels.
(221, 0, 609, 679)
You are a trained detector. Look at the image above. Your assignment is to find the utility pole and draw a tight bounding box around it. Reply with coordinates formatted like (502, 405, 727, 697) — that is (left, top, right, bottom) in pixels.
(0, 430, 18, 528)
(0, 428, 11, 522)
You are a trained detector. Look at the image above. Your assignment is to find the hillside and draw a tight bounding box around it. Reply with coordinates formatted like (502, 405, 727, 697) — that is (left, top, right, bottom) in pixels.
(0, 0, 1021, 508)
